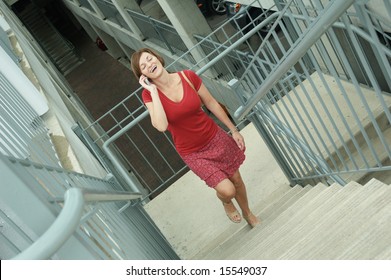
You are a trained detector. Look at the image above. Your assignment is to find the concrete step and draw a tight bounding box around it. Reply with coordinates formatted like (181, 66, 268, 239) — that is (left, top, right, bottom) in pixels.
(230, 183, 342, 260)
(334, 179, 391, 259)
(191, 183, 302, 259)
(202, 183, 331, 259)
(198, 179, 391, 260)
(329, 115, 391, 183)
(279, 179, 390, 259)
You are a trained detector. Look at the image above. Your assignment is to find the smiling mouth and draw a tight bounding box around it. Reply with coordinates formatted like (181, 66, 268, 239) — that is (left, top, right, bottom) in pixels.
(150, 65, 157, 73)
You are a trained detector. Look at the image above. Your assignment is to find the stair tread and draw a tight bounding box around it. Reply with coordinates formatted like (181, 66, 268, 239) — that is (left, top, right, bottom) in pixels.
(194, 183, 296, 259)
(201, 179, 391, 260)
(336, 203, 391, 259)
(310, 191, 391, 259)
(278, 179, 391, 259)
(234, 184, 348, 259)
(206, 184, 332, 259)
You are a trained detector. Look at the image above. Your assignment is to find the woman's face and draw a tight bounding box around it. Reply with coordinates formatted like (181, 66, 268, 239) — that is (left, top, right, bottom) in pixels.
(139, 52, 162, 79)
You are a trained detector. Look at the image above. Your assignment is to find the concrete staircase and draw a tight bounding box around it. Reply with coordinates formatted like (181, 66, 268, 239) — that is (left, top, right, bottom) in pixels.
(17, 2, 83, 75)
(195, 178, 391, 260)
(144, 123, 391, 260)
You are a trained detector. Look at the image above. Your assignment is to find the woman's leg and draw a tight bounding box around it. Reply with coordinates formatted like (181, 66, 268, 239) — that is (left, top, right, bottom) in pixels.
(214, 178, 242, 222)
(229, 170, 260, 227)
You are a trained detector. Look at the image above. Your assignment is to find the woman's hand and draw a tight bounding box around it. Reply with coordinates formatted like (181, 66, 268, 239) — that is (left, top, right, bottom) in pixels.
(232, 131, 245, 151)
(139, 75, 157, 92)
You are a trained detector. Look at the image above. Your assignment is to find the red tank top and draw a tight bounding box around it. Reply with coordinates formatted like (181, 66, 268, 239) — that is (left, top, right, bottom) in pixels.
(142, 70, 218, 156)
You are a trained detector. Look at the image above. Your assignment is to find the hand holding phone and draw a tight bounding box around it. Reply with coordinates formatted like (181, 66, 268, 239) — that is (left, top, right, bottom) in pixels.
(144, 78, 151, 86)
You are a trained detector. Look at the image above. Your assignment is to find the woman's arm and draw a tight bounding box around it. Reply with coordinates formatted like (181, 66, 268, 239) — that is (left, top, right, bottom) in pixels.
(140, 76, 168, 132)
(145, 94, 168, 132)
(198, 83, 245, 150)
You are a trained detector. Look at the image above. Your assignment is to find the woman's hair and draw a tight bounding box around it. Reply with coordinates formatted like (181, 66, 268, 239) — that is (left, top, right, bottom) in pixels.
(130, 48, 165, 79)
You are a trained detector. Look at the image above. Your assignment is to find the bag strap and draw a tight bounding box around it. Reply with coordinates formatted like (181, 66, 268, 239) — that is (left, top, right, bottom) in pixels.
(181, 70, 208, 107)
(181, 70, 197, 93)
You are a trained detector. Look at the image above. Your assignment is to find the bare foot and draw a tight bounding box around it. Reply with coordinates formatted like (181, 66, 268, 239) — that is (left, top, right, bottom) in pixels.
(244, 213, 260, 228)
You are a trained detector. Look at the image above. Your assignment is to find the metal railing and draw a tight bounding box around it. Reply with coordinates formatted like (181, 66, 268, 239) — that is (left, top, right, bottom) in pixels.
(231, 0, 391, 185)
(12, 187, 141, 260)
(0, 72, 59, 166)
(0, 1, 179, 259)
(125, 8, 192, 60)
(0, 47, 176, 259)
(95, 0, 128, 27)
(1, 151, 177, 259)
(81, 0, 391, 198)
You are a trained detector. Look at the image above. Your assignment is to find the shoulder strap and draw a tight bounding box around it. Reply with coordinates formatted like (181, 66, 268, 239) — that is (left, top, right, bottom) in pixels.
(181, 70, 197, 92)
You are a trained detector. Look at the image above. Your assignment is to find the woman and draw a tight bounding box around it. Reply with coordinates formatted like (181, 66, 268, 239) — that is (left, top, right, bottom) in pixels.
(131, 48, 260, 227)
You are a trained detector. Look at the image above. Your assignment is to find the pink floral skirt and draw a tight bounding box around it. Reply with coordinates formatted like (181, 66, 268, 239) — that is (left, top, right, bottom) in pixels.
(181, 127, 245, 188)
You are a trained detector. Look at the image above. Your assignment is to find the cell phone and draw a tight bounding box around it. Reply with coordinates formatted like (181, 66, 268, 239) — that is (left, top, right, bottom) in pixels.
(144, 78, 151, 85)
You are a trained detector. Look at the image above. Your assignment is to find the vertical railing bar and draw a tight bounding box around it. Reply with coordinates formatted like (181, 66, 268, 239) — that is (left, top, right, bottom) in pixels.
(148, 16, 175, 55)
(255, 104, 305, 180)
(330, 18, 390, 162)
(293, 60, 347, 171)
(83, 209, 127, 258)
(135, 165, 188, 204)
(135, 122, 176, 174)
(279, 74, 330, 172)
(355, 3, 391, 119)
(277, 127, 331, 179)
(270, 77, 321, 174)
(294, 57, 349, 170)
(0, 112, 56, 166)
(250, 108, 303, 184)
(91, 209, 131, 257)
(80, 220, 121, 259)
(0, 81, 45, 138)
(356, 3, 391, 90)
(252, 47, 275, 85)
(232, 49, 258, 82)
(208, 40, 236, 79)
(105, 112, 151, 181)
(259, 88, 313, 176)
(250, 59, 268, 85)
(84, 90, 140, 132)
(109, 204, 165, 259)
(302, 35, 358, 169)
(237, 0, 296, 84)
(307, 30, 371, 169)
(240, 65, 255, 90)
(0, 117, 29, 158)
(284, 70, 339, 172)
(120, 138, 161, 191)
(261, 112, 307, 178)
(122, 130, 165, 182)
(103, 204, 146, 252)
(272, 30, 289, 61)
(91, 111, 135, 143)
(0, 84, 35, 135)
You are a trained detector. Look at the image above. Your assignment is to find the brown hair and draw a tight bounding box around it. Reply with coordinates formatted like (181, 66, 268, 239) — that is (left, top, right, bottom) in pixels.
(130, 48, 165, 79)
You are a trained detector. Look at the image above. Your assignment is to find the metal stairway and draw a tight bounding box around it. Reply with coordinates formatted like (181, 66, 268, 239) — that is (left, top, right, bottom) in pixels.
(16, 2, 83, 75)
(194, 178, 391, 260)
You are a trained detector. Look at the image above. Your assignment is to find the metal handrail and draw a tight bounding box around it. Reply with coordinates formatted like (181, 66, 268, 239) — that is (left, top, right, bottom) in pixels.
(234, 0, 355, 120)
(100, 8, 281, 194)
(100, 0, 356, 194)
(12, 188, 142, 260)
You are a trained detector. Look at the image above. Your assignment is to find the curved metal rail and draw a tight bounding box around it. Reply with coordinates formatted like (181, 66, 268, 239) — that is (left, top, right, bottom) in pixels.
(12, 188, 141, 260)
